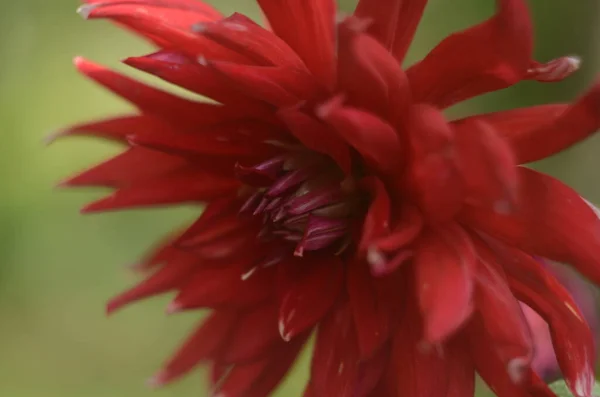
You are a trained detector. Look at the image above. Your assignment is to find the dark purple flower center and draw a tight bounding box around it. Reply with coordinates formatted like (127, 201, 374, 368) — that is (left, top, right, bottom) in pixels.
(237, 152, 359, 256)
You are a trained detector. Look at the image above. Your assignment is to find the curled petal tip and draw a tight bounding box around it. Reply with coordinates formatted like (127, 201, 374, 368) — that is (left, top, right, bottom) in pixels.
(165, 301, 182, 315)
(527, 56, 582, 82)
(76, 4, 97, 20)
(146, 372, 167, 389)
(278, 319, 292, 342)
(43, 131, 63, 146)
(507, 357, 529, 383)
(366, 247, 386, 274)
(73, 56, 87, 68)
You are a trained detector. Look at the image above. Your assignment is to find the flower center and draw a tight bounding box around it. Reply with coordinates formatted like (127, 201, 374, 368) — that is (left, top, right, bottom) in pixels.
(237, 153, 358, 256)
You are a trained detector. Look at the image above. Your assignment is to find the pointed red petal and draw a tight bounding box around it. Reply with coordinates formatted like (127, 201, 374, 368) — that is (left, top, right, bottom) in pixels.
(61, 147, 187, 188)
(257, 0, 336, 89)
(318, 98, 403, 176)
(128, 125, 277, 159)
(74, 58, 244, 126)
(473, 245, 533, 382)
(123, 51, 273, 116)
(310, 304, 361, 397)
(354, 0, 428, 64)
(406, 105, 463, 221)
(454, 119, 518, 211)
(208, 61, 322, 106)
(359, 177, 391, 253)
(107, 253, 196, 314)
(277, 107, 351, 174)
(465, 317, 531, 397)
(172, 259, 274, 310)
(490, 244, 596, 397)
(81, 0, 222, 28)
(456, 104, 567, 164)
(152, 310, 237, 386)
(337, 18, 411, 121)
(392, 302, 475, 397)
(347, 259, 391, 358)
(48, 114, 164, 144)
(218, 303, 281, 364)
(406, 0, 533, 108)
(193, 13, 305, 68)
(217, 335, 307, 397)
(497, 80, 600, 163)
(277, 255, 343, 341)
(79, 2, 249, 63)
(415, 226, 475, 342)
(81, 170, 239, 212)
(462, 167, 600, 285)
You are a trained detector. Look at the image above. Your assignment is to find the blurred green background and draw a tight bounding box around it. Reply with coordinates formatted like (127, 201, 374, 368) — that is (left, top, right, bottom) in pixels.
(0, 0, 599, 396)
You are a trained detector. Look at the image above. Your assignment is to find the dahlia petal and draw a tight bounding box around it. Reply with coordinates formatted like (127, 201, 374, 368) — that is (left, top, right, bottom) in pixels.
(79, 3, 250, 63)
(176, 216, 244, 248)
(257, 0, 336, 89)
(47, 114, 165, 144)
(353, 348, 390, 397)
(318, 97, 403, 175)
(208, 60, 323, 106)
(310, 304, 361, 396)
(359, 177, 391, 253)
(214, 360, 269, 397)
(123, 51, 273, 116)
(460, 105, 567, 132)
(393, 305, 475, 397)
(406, 105, 463, 221)
(216, 335, 307, 397)
(462, 167, 600, 285)
(370, 204, 423, 253)
(132, 232, 180, 272)
(153, 310, 237, 386)
(406, 0, 533, 108)
(491, 245, 596, 397)
(81, 0, 222, 27)
(218, 303, 281, 364)
(277, 255, 343, 341)
(81, 170, 239, 212)
(107, 253, 196, 314)
(415, 226, 475, 342)
(337, 18, 411, 120)
(347, 259, 400, 358)
(474, 248, 533, 380)
(454, 119, 518, 211)
(526, 56, 581, 83)
(171, 259, 274, 310)
(495, 80, 600, 164)
(347, 262, 385, 346)
(277, 107, 352, 173)
(354, 0, 428, 64)
(128, 126, 277, 159)
(466, 317, 531, 397)
(192, 13, 305, 68)
(74, 58, 244, 125)
(457, 104, 568, 163)
(60, 147, 187, 188)
(185, 232, 257, 261)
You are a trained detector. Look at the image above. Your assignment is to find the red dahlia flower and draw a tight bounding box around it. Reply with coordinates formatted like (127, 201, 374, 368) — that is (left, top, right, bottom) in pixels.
(55, 0, 600, 396)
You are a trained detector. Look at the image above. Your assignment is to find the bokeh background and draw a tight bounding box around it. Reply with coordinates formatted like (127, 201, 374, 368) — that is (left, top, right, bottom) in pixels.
(1, 0, 599, 396)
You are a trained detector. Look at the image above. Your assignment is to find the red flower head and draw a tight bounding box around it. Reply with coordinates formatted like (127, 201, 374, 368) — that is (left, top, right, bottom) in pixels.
(56, 0, 600, 396)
